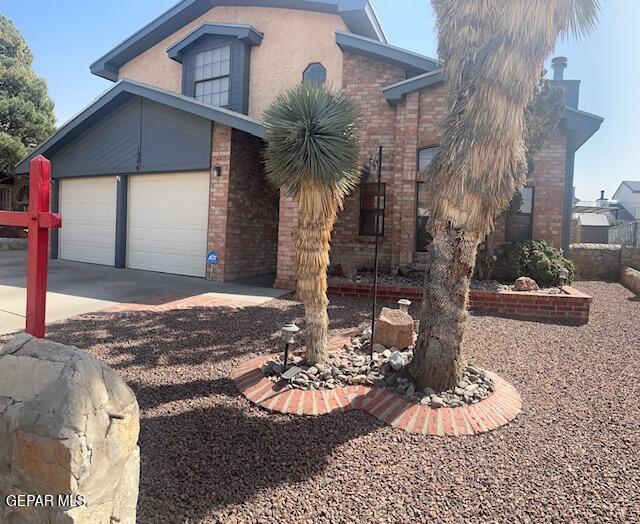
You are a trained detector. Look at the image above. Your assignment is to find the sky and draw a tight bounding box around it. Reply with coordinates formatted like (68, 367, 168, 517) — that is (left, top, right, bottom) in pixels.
(1, 0, 638, 201)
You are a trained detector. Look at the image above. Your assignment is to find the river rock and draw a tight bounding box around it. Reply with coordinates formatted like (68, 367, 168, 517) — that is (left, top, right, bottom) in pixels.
(373, 307, 414, 349)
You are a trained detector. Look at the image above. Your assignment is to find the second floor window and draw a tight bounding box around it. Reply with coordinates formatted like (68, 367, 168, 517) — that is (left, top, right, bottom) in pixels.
(195, 45, 230, 107)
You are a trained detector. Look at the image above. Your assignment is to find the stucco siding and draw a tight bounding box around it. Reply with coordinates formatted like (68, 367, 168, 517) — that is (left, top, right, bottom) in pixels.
(118, 6, 347, 119)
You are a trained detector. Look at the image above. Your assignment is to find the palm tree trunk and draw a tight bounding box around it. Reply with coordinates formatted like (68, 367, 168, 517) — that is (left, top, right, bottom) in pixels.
(408, 220, 480, 391)
(295, 180, 338, 366)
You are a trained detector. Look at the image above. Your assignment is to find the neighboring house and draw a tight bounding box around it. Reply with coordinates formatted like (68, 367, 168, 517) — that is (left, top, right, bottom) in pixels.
(15, 0, 603, 286)
(613, 182, 640, 219)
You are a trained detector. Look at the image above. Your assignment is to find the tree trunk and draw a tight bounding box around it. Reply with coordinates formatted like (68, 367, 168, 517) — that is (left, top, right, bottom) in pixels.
(408, 220, 480, 391)
(295, 180, 339, 366)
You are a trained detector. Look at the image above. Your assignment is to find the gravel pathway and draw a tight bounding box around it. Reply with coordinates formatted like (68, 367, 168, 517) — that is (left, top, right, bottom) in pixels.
(5, 282, 638, 523)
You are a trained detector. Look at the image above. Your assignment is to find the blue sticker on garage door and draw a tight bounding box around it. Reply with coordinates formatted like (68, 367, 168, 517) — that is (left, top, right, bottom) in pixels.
(207, 251, 218, 265)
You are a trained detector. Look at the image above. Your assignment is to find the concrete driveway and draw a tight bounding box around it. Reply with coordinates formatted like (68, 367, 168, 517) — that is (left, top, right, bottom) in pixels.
(0, 251, 288, 335)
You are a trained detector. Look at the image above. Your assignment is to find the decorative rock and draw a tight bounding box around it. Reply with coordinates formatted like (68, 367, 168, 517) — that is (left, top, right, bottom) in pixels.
(514, 276, 539, 291)
(430, 396, 445, 408)
(0, 334, 140, 524)
(372, 343, 386, 353)
(388, 351, 404, 372)
(373, 307, 414, 349)
(281, 366, 303, 380)
(352, 374, 368, 384)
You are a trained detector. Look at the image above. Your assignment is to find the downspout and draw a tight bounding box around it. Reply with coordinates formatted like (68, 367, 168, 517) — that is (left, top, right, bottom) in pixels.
(562, 140, 576, 254)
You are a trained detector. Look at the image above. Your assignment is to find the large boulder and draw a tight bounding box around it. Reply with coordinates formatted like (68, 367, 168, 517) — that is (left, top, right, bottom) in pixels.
(373, 307, 414, 349)
(514, 276, 539, 291)
(0, 333, 140, 524)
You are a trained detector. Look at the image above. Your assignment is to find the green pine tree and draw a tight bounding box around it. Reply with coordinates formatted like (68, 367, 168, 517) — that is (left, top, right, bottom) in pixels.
(0, 14, 55, 179)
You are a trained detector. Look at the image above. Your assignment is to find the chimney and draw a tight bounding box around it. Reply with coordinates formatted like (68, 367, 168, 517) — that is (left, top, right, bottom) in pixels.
(551, 56, 568, 80)
(597, 190, 608, 208)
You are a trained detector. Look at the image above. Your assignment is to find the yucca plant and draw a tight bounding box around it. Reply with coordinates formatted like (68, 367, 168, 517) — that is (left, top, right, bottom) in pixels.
(263, 82, 361, 365)
(409, 0, 599, 390)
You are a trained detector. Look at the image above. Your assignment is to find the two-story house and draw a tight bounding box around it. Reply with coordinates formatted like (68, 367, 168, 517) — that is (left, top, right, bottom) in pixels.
(16, 0, 603, 287)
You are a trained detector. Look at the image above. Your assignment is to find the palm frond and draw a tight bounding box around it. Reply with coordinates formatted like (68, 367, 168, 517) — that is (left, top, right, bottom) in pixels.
(425, 0, 599, 235)
(262, 82, 361, 202)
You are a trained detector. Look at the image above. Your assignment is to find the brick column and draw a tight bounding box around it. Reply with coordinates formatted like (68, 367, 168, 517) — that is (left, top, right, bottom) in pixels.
(274, 193, 298, 289)
(390, 91, 419, 272)
(206, 123, 232, 282)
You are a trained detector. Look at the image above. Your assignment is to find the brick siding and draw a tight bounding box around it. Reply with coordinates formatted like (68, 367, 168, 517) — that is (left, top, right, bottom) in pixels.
(206, 123, 278, 282)
(274, 53, 569, 288)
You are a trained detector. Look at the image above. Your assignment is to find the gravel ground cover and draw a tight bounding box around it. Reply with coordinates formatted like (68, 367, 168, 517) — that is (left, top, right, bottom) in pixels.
(2, 281, 638, 523)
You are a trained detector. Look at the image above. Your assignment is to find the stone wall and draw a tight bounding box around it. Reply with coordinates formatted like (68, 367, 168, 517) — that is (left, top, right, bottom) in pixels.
(621, 245, 640, 272)
(0, 334, 139, 523)
(621, 266, 640, 295)
(568, 243, 622, 281)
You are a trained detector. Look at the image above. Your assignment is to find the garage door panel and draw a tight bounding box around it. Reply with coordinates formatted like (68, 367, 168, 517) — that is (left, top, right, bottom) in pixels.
(127, 172, 209, 277)
(59, 177, 116, 265)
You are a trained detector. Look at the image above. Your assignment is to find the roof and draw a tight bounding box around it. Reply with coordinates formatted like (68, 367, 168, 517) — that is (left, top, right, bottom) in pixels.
(382, 75, 603, 152)
(336, 32, 439, 74)
(167, 23, 263, 62)
(575, 213, 610, 227)
(91, 0, 386, 80)
(621, 181, 640, 193)
(15, 79, 265, 174)
(382, 69, 443, 103)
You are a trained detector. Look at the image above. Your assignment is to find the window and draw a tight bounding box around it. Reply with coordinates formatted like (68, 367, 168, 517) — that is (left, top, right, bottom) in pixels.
(416, 182, 432, 252)
(415, 146, 438, 251)
(418, 146, 438, 171)
(303, 63, 327, 85)
(505, 187, 534, 242)
(359, 183, 385, 236)
(194, 45, 231, 106)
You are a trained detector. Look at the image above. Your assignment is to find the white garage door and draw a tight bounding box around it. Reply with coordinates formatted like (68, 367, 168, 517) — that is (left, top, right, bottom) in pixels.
(127, 172, 210, 277)
(59, 177, 117, 265)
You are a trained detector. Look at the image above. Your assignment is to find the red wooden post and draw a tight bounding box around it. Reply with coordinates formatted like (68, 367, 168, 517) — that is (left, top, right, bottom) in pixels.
(0, 155, 61, 338)
(26, 157, 52, 338)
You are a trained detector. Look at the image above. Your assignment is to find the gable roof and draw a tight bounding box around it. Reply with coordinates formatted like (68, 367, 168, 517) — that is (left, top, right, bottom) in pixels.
(619, 181, 640, 193)
(336, 32, 439, 74)
(91, 0, 386, 81)
(167, 23, 263, 61)
(382, 74, 603, 152)
(15, 79, 265, 174)
(382, 69, 443, 103)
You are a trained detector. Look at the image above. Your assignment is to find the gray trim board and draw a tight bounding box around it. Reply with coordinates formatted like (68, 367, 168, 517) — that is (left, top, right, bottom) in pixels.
(383, 69, 444, 103)
(336, 31, 439, 74)
(115, 175, 128, 268)
(50, 179, 59, 260)
(16, 79, 265, 174)
(562, 149, 576, 253)
(91, 0, 386, 80)
(167, 22, 262, 61)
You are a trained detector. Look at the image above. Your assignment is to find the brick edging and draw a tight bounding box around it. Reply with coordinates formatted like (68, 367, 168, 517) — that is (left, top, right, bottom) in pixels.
(232, 354, 522, 437)
(327, 282, 591, 324)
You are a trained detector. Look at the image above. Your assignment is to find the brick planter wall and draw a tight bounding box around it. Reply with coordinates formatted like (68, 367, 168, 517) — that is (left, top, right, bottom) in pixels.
(327, 282, 592, 324)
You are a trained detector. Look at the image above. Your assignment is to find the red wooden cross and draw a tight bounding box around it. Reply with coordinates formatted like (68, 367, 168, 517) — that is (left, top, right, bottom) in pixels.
(0, 156, 61, 338)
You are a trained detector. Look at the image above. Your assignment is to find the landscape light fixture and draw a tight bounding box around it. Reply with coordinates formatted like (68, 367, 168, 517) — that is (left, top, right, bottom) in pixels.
(558, 267, 569, 291)
(397, 299, 411, 313)
(280, 322, 299, 371)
